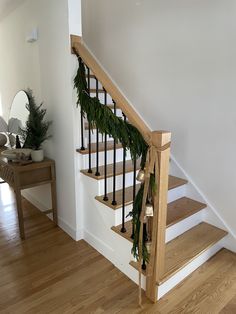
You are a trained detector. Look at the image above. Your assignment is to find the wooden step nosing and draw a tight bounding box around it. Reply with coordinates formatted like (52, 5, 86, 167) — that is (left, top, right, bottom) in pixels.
(95, 196, 133, 210)
(166, 201, 206, 228)
(77, 143, 123, 154)
(90, 89, 105, 93)
(168, 179, 188, 190)
(81, 162, 139, 181)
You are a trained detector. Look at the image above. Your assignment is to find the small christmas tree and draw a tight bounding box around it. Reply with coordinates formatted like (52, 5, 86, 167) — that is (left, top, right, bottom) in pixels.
(21, 90, 52, 150)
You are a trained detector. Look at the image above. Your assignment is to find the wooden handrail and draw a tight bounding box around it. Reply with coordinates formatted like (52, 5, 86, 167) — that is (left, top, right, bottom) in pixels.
(71, 35, 151, 143)
(71, 35, 171, 303)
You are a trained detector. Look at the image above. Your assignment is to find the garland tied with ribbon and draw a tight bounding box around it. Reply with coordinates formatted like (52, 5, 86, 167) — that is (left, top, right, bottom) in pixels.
(73, 52, 157, 266)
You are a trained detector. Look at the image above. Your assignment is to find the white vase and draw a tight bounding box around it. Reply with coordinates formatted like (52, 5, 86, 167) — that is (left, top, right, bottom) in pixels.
(31, 149, 44, 162)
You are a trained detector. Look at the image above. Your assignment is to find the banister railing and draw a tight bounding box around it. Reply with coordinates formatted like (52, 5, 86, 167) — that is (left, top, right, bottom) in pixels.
(71, 35, 150, 143)
(71, 34, 171, 303)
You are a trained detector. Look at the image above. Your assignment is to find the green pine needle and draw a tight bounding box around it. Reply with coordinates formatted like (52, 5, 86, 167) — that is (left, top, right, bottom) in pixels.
(74, 55, 152, 263)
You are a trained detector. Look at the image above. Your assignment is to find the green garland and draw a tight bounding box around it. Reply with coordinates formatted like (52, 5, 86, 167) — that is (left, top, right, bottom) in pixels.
(74, 54, 150, 263)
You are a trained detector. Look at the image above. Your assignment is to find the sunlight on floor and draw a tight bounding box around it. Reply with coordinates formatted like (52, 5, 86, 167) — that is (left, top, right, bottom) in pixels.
(0, 182, 15, 208)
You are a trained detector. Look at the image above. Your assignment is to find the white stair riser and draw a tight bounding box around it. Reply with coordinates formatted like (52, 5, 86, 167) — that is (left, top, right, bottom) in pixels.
(81, 171, 186, 200)
(89, 92, 113, 104)
(168, 185, 186, 203)
(97, 172, 137, 195)
(88, 79, 103, 89)
(84, 132, 122, 144)
(166, 211, 203, 243)
(114, 204, 133, 226)
(82, 174, 223, 301)
(80, 173, 187, 226)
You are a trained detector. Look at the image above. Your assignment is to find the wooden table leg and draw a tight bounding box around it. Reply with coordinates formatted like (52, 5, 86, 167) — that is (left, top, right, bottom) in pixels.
(15, 188, 25, 240)
(51, 181, 58, 226)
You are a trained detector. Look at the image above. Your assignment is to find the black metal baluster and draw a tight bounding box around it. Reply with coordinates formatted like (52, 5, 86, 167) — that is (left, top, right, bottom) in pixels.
(131, 156, 137, 239)
(95, 78, 100, 176)
(142, 260, 146, 270)
(80, 57, 85, 151)
(87, 66, 92, 173)
(103, 88, 108, 201)
(121, 113, 127, 233)
(112, 100, 117, 206)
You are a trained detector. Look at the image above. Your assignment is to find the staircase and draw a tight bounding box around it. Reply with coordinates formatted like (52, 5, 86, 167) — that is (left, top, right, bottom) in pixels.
(72, 35, 228, 303)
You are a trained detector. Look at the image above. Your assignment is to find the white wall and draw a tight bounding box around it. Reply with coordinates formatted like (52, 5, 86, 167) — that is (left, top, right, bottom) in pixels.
(82, 0, 236, 233)
(0, 2, 41, 120)
(68, 0, 82, 36)
(0, 0, 82, 239)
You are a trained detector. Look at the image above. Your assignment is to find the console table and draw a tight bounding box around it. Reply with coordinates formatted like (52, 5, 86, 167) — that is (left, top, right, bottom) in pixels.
(0, 153, 58, 239)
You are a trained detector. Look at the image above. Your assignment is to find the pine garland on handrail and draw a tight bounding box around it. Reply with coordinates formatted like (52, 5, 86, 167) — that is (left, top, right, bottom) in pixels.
(73, 52, 152, 263)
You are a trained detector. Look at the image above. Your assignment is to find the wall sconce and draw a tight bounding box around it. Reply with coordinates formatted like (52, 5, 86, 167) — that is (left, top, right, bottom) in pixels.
(26, 28, 38, 43)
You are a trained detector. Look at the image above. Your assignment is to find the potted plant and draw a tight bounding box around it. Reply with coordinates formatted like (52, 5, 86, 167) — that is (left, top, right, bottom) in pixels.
(21, 90, 52, 162)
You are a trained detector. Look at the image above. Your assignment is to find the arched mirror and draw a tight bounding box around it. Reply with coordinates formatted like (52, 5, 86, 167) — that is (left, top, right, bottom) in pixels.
(9, 90, 29, 133)
(7, 90, 29, 148)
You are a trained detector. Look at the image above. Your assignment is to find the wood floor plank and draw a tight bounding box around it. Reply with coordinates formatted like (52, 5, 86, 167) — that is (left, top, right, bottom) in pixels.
(96, 175, 188, 210)
(220, 295, 236, 313)
(1, 184, 235, 313)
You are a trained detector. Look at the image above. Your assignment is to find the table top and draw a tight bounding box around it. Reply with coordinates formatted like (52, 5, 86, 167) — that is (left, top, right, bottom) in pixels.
(0, 147, 54, 172)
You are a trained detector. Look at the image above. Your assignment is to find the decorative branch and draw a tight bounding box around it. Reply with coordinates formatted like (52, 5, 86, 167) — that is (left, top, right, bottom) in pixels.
(74, 52, 153, 263)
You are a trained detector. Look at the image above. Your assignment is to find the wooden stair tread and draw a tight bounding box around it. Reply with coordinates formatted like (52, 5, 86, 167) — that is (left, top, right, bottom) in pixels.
(90, 89, 105, 93)
(167, 197, 206, 227)
(130, 223, 228, 284)
(81, 159, 141, 180)
(95, 175, 188, 210)
(77, 141, 123, 154)
(86, 74, 96, 79)
(111, 197, 206, 241)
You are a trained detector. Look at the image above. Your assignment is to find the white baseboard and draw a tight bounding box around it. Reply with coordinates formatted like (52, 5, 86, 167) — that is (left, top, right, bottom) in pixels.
(22, 190, 82, 241)
(170, 155, 236, 249)
(84, 228, 115, 263)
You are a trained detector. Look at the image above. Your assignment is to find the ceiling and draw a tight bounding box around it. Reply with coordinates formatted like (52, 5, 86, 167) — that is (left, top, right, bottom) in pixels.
(0, 0, 25, 22)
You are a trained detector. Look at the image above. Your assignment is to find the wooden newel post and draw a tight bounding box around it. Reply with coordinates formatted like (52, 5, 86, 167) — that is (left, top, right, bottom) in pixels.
(146, 130, 171, 303)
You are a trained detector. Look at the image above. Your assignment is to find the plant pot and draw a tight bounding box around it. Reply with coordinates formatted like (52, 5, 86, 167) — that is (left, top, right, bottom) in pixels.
(31, 149, 44, 162)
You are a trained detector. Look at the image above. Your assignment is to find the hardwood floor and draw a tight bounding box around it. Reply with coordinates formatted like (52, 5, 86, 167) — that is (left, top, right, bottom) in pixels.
(0, 183, 236, 313)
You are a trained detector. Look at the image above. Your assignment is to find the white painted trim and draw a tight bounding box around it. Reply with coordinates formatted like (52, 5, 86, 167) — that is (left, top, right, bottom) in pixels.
(22, 190, 82, 241)
(22, 190, 48, 212)
(166, 211, 203, 243)
(170, 155, 236, 241)
(84, 228, 115, 261)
